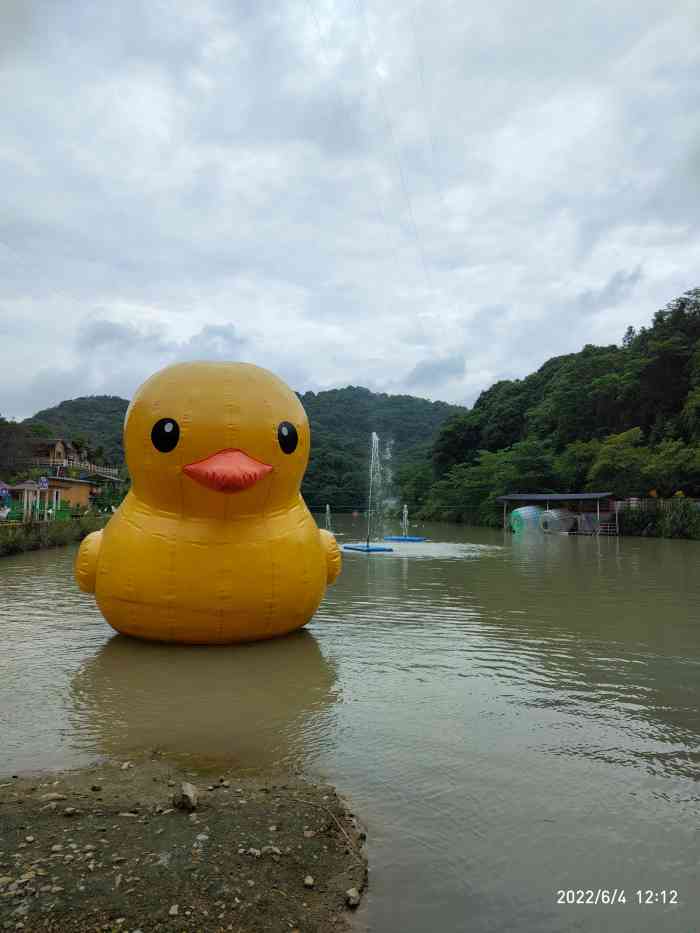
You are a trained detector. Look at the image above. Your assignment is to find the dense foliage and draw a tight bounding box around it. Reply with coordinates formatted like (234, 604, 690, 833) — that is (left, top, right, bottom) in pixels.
(5, 388, 462, 512)
(0, 416, 36, 478)
(24, 396, 129, 466)
(407, 288, 700, 527)
(10, 288, 700, 531)
(0, 514, 108, 557)
(299, 387, 461, 510)
(617, 499, 700, 540)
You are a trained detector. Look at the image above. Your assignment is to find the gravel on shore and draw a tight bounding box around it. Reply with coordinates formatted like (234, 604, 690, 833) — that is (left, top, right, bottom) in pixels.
(0, 760, 367, 933)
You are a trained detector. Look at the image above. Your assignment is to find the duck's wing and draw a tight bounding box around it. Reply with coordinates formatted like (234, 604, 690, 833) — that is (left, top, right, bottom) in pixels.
(319, 529, 342, 585)
(75, 529, 104, 594)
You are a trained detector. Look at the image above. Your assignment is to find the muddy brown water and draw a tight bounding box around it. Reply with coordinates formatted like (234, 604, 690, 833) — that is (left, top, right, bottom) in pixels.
(1, 517, 699, 932)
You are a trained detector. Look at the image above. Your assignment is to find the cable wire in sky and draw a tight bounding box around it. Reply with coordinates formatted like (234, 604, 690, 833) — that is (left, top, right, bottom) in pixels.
(351, 0, 437, 298)
(408, 0, 450, 215)
(304, 0, 429, 307)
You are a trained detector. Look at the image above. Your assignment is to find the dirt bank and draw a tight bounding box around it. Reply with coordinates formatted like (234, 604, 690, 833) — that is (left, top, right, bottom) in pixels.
(0, 760, 367, 933)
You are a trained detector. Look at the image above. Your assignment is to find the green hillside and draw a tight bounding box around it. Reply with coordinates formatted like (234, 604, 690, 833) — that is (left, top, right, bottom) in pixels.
(24, 396, 129, 466)
(300, 387, 462, 510)
(11, 386, 463, 511)
(7, 286, 700, 534)
(405, 287, 700, 529)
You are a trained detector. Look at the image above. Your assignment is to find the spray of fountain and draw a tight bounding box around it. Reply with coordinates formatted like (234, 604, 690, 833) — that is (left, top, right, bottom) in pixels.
(343, 432, 393, 553)
(383, 501, 428, 543)
(325, 504, 332, 532)
(365, 432, 381, 547)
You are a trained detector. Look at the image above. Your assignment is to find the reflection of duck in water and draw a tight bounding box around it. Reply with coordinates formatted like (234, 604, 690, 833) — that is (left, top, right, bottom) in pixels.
(70, 631, 337, 768)
(75, 362, 341, 644)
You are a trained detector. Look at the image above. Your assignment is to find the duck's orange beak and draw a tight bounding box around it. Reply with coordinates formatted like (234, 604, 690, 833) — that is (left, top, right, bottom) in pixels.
(183, 449, 273, 493)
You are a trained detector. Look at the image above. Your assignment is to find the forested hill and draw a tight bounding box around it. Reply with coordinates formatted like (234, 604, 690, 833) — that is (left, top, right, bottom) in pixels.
(300, 387, 462, 509)
(11, 385, 464, 510)
(25, 396, 129, 466)
(409, 287, 700, 525)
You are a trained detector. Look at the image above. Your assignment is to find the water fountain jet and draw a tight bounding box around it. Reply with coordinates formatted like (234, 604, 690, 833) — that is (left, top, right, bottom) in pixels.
(343, 432, 393, 553)
(384, 503, 428, 543)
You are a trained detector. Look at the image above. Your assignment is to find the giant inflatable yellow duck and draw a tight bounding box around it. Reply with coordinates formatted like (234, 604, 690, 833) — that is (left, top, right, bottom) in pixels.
(75, 362, 341, 644)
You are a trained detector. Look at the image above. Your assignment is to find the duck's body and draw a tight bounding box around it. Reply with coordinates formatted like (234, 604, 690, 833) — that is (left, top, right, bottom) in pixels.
(75, 362, 341, 644)
(82, 494, 339, 643)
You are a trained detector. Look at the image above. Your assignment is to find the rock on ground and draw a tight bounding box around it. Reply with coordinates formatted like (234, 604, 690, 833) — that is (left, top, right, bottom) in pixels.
(0, 760, 367, 933)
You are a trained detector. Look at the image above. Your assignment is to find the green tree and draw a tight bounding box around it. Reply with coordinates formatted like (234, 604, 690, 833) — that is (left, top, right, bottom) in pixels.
(27, 421, 52, 437)
(643, 440, 700, 497)
(658, 498, 700, 539)
(525, 345, 625, 446)
(586, 428, 649, 497)
(555, 439, 602, 490)
(396, 460, 434, 512)
(422, 441, 556, 525)
(507, 440, 557, 492)
(620, 288, 700, 437)
(681, 386, 700, 439)
(431, 412, 482, 475)
(0, 416, 34, 478)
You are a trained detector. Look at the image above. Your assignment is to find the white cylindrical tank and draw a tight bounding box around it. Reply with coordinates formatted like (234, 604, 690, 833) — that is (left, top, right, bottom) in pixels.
(539, 509, 577, 533)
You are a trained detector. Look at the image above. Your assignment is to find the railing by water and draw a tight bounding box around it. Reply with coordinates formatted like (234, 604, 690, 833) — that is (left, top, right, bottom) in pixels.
(25, 458, 123, 481)
(1, 506, 88, 525)
(620, 497, 700, 512)
(597, 523, 618, 536)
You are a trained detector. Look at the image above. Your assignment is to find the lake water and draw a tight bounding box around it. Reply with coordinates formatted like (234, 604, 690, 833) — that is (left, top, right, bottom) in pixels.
(1, 517, 699, 931)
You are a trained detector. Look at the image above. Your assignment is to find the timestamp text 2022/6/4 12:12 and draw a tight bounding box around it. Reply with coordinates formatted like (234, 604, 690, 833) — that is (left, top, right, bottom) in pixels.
(556, 890, 680, 905)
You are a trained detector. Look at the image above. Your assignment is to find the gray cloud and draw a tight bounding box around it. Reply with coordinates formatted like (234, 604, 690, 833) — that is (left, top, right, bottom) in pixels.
(1, 0, 700, 418)
(573, 268, 644, 316)
(0, 0, 34, 63)
(76, 319, 162, 353)
(76, 318, 246, 361)
(2, 319, 248, 418)
(404, 354, 465, 389)
(180, 323, 246, 357)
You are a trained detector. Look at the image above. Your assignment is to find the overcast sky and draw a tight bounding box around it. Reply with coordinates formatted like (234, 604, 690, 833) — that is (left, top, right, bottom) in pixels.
(2, 0, 699, 419)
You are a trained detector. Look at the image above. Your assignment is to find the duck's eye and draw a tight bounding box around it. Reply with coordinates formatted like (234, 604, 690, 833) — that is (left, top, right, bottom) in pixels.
(277, 421, 298, 454)
(151, 418, 180, 453)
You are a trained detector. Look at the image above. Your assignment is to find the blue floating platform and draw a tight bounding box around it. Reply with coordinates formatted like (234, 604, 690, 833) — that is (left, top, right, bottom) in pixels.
(343, 544, 394, 553)
(383, 535, 427, 542)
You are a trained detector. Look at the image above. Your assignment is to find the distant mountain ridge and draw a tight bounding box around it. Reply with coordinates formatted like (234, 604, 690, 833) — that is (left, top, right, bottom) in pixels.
(21, 386, 465, 510)
(410, 286, 700, 526)
(24, 396, 129, 468)
(299, 386, 463, 509)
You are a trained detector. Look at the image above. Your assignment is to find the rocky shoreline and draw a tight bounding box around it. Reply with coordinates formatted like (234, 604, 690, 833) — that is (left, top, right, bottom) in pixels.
(0, 760, 367, 933)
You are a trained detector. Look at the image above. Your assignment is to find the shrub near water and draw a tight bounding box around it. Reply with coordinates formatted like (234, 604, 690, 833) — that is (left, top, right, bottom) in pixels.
(658, 498, 700, 539)
(618, 507, 660, 537)
(0, 515, 109, 557)
(619, 500, 700, 539)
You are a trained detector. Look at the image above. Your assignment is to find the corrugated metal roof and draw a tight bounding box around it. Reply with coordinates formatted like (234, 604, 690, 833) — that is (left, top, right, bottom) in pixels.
(496, 492, 613, 502)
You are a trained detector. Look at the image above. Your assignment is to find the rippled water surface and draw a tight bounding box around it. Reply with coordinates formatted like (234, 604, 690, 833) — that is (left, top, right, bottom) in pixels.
(2, 518, 700, 932)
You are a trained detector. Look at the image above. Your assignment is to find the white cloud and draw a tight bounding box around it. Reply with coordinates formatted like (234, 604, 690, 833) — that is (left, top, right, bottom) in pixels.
(1, 0, 699, 418)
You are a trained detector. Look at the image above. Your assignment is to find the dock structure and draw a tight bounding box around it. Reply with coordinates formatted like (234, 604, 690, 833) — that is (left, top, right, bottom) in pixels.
(496, 492, 618, 535)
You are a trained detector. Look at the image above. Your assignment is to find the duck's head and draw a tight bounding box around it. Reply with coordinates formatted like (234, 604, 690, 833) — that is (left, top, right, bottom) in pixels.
(124, 362, 310, 519)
